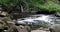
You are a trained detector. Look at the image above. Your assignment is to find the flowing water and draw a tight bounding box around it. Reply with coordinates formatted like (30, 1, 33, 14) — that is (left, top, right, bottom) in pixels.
(16, 14, 60, 26)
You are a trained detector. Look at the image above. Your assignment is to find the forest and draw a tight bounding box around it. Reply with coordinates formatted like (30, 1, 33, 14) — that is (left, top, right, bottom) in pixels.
(0, 0, 60, 13)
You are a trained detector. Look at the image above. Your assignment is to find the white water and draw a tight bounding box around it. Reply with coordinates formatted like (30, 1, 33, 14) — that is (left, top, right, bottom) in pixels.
(16, 14, 60, 25)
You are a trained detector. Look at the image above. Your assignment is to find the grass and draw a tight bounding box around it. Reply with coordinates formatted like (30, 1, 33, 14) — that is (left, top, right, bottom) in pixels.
(33, 0, 60, 12)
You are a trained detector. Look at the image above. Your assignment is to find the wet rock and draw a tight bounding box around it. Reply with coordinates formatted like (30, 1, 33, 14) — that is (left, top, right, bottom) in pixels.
(55, 12, 60, 17)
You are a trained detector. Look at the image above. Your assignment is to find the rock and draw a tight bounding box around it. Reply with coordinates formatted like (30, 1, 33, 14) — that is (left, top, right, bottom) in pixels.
(31, 30, 47, 32)
(0, 11, 15, 32)
(0, 11, 8, 17)
(1, 12, 8, 16)
(16, 25, 31, 32)
(55, 12, 60, 17)
(38, 27, 43, 30)
(0, 20, 6, 29)
(0, 11, 31, 32)
(49, 24, 60, 32)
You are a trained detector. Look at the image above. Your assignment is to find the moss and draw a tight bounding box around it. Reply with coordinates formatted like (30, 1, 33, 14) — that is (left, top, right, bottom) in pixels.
(31, 25, 41, 30)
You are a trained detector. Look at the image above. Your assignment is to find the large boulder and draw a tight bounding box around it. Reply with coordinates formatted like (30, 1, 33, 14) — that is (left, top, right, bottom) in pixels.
(49, 24, 60, 32)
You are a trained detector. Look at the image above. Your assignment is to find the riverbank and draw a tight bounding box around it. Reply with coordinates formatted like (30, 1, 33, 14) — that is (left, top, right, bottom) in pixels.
(31, 29, 50, 32)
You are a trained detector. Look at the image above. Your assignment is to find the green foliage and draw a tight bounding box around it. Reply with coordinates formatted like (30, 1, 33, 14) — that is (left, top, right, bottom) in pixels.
(41, 23, 48, 28)
(0, 0, 60, 12)
(31, 25, 41, 30)
(33, 0, 60, 11)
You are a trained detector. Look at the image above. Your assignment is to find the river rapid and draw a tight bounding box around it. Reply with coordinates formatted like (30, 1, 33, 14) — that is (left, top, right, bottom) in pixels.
(16, 14, 60, 26)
